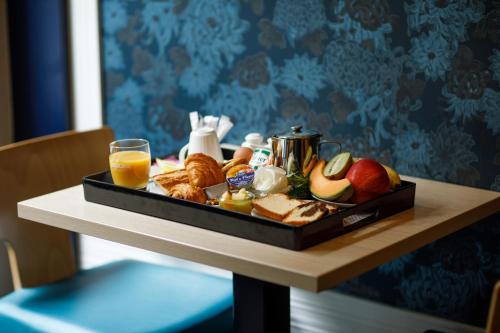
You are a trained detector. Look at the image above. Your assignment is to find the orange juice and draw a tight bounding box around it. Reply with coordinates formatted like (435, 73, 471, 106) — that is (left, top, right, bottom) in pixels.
(109, 151, 151, 189)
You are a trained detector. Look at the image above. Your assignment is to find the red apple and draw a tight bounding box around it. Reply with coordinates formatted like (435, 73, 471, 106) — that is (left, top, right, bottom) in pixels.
(346, 159, 390, 203)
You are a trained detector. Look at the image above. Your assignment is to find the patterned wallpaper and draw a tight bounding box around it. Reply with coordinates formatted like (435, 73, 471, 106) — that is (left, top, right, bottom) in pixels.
(100, 0, 500, 326)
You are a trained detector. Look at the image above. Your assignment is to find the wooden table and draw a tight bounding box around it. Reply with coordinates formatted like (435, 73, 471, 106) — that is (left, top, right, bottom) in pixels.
(18, 176, 500, 333)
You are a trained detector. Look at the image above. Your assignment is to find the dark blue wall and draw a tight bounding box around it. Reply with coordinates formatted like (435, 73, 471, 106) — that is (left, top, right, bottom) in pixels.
(8, 0, 70, 140)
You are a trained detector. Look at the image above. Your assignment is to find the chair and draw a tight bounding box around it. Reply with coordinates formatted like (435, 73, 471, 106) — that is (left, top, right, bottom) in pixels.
(423, 280, 500, 333)
(0, 128, 233, 333)
(486, 281, 500, 333)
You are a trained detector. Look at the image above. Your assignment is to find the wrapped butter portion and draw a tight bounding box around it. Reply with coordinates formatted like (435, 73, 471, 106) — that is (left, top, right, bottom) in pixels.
(253, 166, 288, 194)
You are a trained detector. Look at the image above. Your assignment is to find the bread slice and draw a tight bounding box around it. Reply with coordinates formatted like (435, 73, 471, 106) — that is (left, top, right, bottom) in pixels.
(324, 203, 338, 214)
(282, 202, 328, 226)
(300, 200, 338, 214)
(252, 193, 304, 221)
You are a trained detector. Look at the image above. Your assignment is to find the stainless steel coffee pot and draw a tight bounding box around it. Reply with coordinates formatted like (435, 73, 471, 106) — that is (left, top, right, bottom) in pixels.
(270, 126, 341, 176)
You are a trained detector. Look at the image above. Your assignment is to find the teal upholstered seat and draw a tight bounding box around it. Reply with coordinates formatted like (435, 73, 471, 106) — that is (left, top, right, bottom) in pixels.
(0, 260, 233, 333)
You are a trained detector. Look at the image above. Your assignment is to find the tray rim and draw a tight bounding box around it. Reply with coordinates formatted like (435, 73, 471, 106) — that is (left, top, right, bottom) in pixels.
(82, 170, 416, 229)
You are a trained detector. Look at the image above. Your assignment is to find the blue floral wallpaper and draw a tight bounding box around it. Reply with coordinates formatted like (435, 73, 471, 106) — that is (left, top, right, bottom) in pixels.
(100, 0, 500, 327)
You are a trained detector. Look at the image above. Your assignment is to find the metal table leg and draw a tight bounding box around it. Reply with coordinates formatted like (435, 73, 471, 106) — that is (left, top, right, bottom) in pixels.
(233, 273, 290, 333)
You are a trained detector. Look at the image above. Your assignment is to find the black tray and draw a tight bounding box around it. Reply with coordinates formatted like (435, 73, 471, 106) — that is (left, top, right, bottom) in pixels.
(82, 172, 415, 250)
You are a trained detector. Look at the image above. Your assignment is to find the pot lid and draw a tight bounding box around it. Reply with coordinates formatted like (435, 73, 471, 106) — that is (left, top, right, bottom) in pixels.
(274, 126, 321, 140)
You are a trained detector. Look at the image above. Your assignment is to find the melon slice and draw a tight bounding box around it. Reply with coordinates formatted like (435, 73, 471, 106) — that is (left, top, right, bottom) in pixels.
(310, 160, 353, 202)
(323, 152, 353, 180)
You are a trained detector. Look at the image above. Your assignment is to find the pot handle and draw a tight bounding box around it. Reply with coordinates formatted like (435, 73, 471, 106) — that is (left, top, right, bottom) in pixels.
(319, 140, 342, 157)
(178, 143, 189, 164)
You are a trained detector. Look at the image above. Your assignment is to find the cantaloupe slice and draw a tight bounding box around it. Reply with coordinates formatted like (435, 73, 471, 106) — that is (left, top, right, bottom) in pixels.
(310, 160, 353, 202)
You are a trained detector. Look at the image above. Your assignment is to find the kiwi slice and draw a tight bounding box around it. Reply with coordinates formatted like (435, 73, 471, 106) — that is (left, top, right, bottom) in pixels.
(323, 152, 353, 180)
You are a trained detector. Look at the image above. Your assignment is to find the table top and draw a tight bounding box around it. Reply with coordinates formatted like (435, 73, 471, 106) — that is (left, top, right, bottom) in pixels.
(18, 176, 500, 292)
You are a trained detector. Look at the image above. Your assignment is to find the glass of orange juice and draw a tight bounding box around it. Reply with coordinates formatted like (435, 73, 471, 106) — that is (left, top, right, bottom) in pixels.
(109, 139, 151, 189)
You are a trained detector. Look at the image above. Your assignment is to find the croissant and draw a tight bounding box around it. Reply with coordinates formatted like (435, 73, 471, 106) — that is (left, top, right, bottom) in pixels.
(221, 157, 247, 175)
(152, 169, 189, 191)
(169, 183, 207, 204)
(185, 153, 225, 188)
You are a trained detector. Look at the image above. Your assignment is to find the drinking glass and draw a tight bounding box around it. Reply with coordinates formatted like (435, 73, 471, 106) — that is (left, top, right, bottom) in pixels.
(109, 139, 150, 189)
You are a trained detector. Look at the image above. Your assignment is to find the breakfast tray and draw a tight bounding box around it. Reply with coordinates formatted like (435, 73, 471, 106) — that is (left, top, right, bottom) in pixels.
(82, 172, 415, 250)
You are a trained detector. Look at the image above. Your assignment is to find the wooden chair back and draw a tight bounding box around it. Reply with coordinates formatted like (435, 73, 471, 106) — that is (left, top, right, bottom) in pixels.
(487, 281, 500, 333)
(0, 127, 114, 288)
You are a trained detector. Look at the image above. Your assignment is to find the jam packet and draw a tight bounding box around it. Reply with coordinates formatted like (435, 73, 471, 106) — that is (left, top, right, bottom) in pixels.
(226, 164, 255, 189)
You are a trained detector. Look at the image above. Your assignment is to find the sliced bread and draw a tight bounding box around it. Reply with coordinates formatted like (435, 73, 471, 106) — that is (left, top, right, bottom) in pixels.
(324, 203, 339, 214)
(282, 202, 329, 226)
(299, 200, 338, 214)
(252, 193, 304, 221)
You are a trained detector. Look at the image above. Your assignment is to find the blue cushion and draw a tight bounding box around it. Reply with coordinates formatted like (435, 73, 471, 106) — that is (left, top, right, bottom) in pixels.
(0, 260, 233, 333)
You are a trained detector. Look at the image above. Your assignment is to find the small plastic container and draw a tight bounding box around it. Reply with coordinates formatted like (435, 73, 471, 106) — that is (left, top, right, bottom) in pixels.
(219, 189, 255, 214)
(226, 164, 255, 189)
(241, 133, 264, 150)
(249, 147, 272, 171)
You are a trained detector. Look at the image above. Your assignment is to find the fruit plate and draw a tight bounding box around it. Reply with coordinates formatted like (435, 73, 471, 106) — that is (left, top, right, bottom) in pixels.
(312, 195, 357, 208)
(83, 171, 416, 251)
